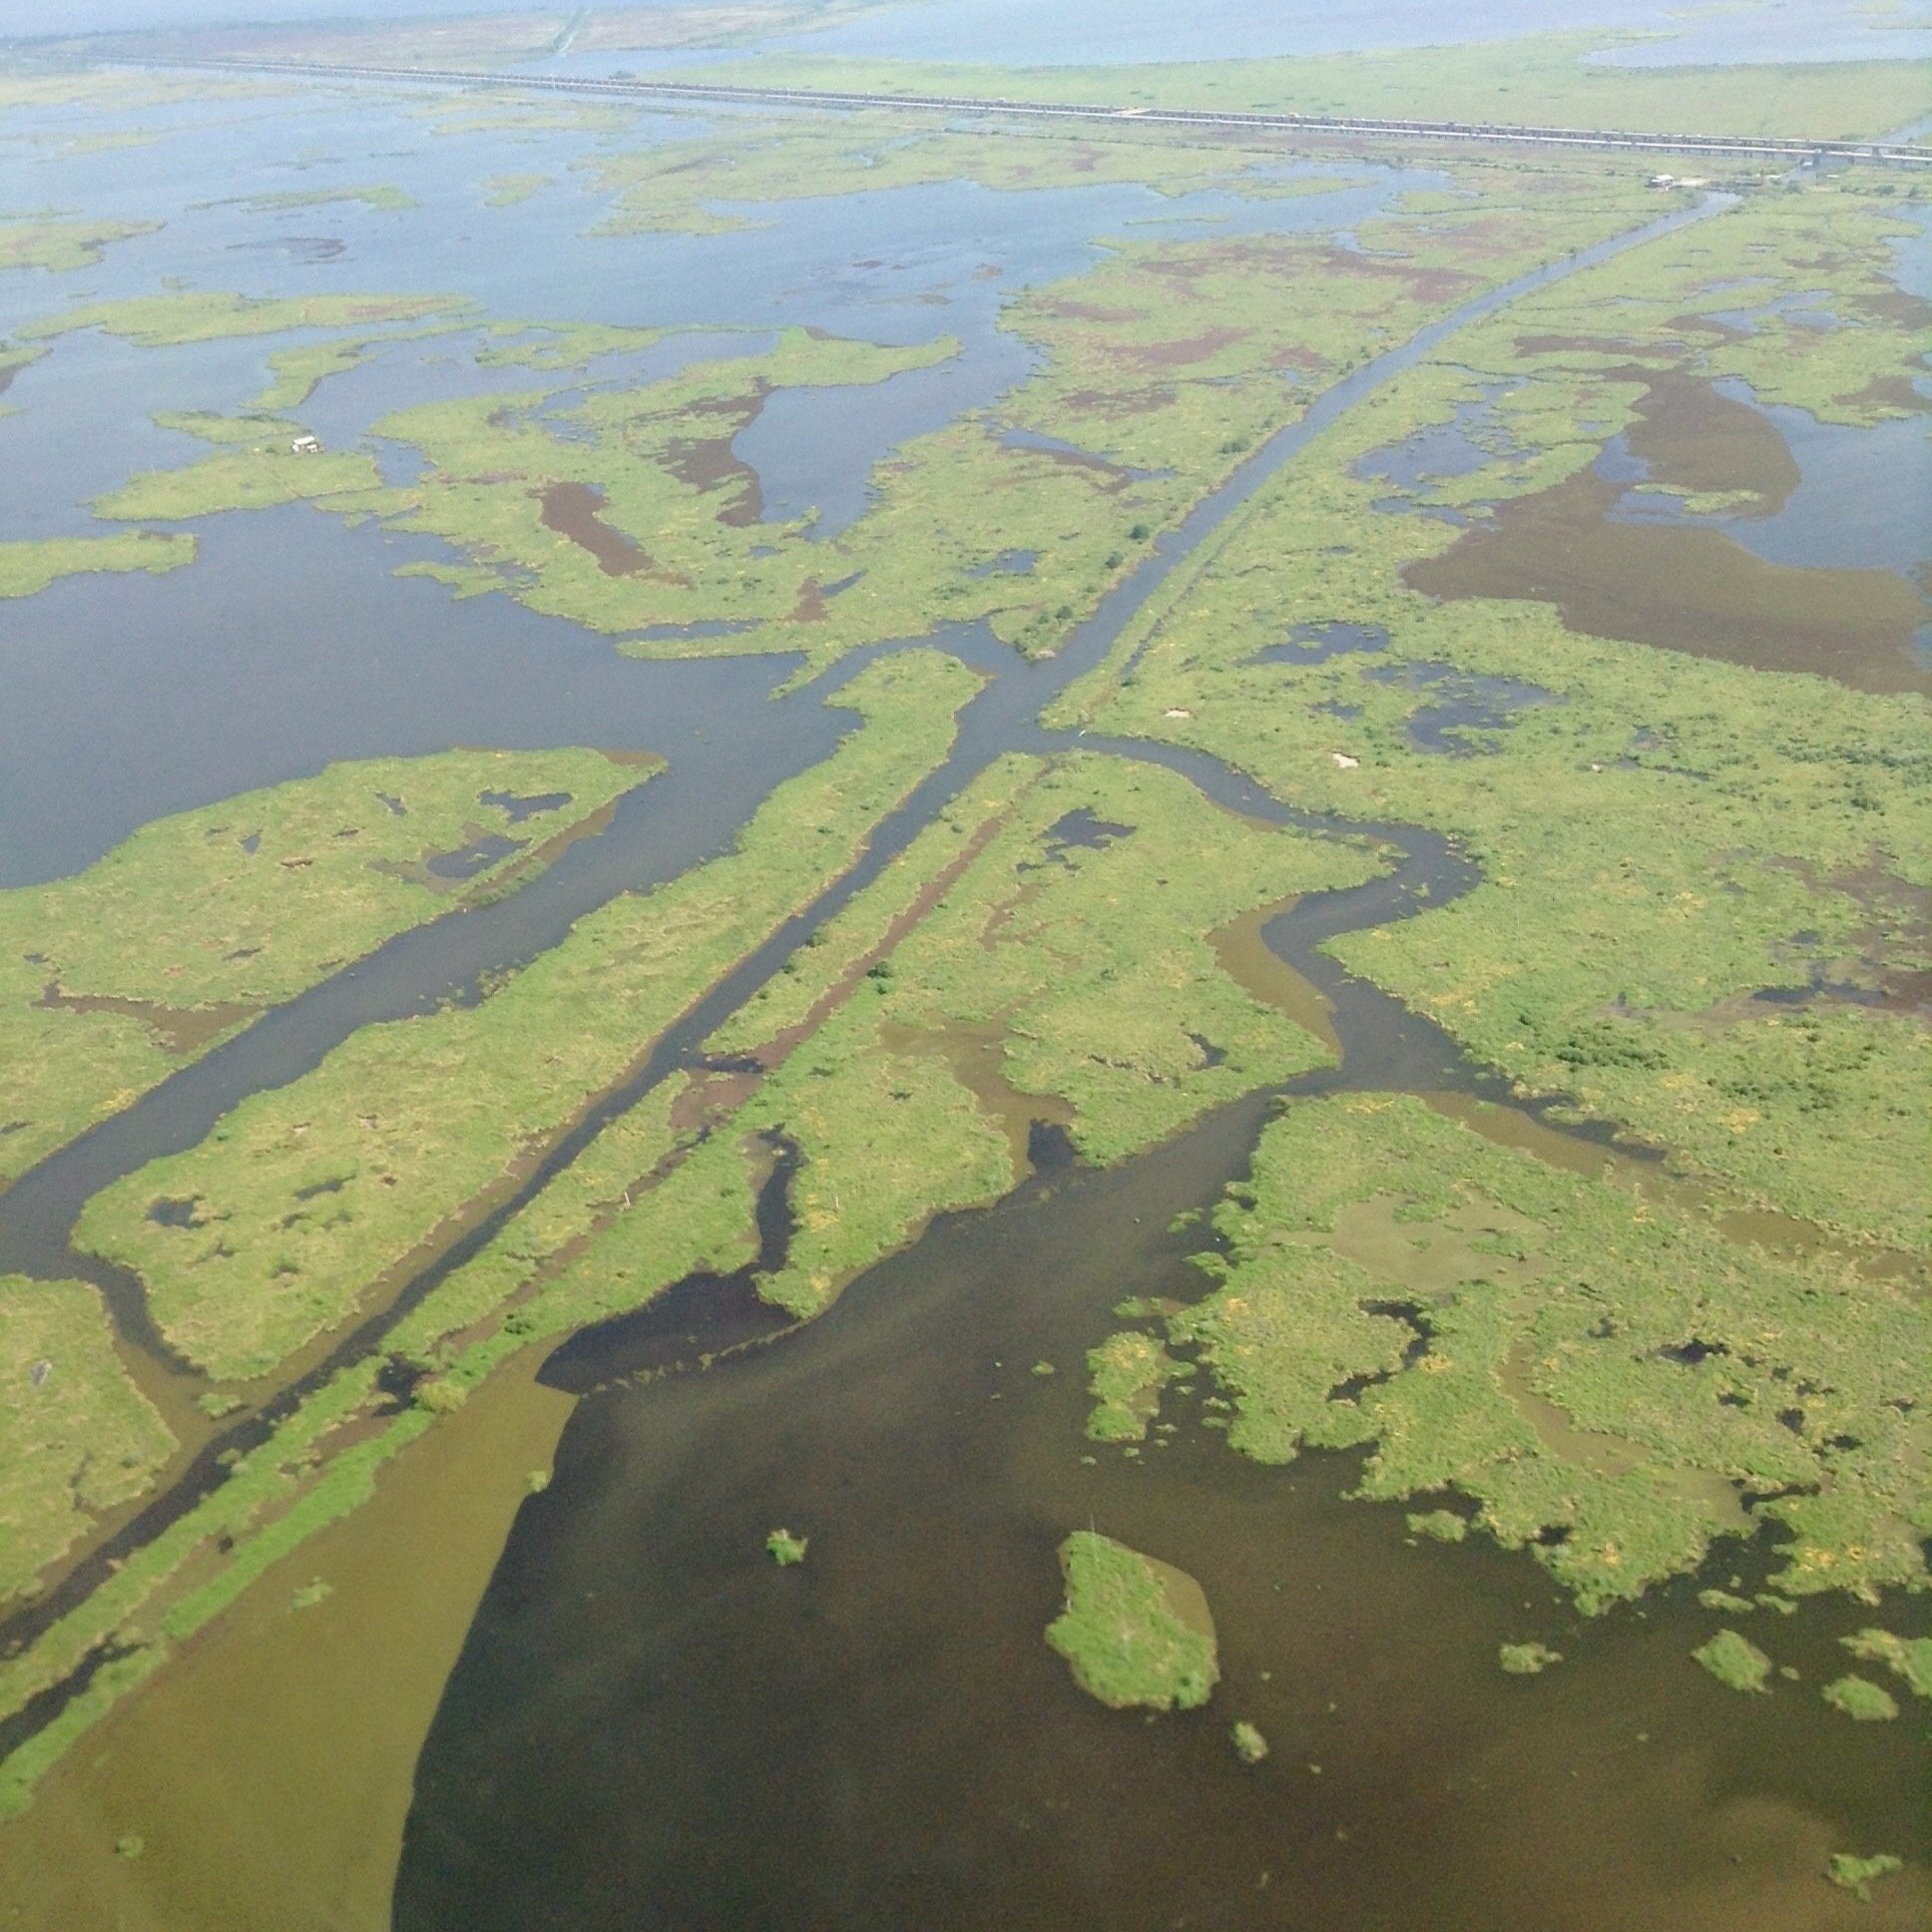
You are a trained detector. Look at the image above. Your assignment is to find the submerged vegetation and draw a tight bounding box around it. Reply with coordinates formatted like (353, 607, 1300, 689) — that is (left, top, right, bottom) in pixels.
(1228, 1718, 1268, 1764)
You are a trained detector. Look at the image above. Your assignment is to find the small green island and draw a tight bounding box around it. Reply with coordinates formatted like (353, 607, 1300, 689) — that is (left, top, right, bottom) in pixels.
(1045, 1530, 1219, 1712)
(765, 1528, 808, 1566)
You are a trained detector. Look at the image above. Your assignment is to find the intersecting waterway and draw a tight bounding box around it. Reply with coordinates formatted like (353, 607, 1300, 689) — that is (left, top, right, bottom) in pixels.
(379, 195, 1932, 1928)
(17, 185, 1923, 1925)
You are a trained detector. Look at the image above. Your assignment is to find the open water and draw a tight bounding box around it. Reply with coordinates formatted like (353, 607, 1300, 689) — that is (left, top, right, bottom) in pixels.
(0, 55, 1926, 1932)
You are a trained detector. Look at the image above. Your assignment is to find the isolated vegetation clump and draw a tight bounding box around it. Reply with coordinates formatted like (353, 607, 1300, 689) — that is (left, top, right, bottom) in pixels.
(1693, 1631, 1773, 1694)
(1826, 1852, 1904, 1902)
(1840, 1630, 1932, 1702)
(1229, 1719, 1268, 1764)
(1499, 1643, 1562, 1676)
(1821, 1676, 1899, 1723)
(765, 1529, 808, 1566)
(1085, 1329, 1183, 1444)
(1046, 1531, 1219, 1711)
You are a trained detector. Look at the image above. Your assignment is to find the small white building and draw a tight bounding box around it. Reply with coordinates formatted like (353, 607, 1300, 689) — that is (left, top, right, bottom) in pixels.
(289, 433, 322, 455)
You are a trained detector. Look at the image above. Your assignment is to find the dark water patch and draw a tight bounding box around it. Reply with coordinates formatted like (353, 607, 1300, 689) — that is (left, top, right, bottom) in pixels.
(998, 423, 1166, 489)
(1360, 1297, 1433, 1371)
(1186, 1030, 1227, 1070)
(1659, 1337, 1729, 1367)
(476, 787, 572, 824)
(665, 392, 764, 525)
(1251, 619, 1388, 666)
(1706, 290, 1841, 333)
(1404, 466, 1932, 697)
(226, 235, 347, 264)
(1041, 805, 1133, 854)
(1372, 492, 1469, 525)
(787, 569, 862, 623)
(424, 832, 524, 881)
(534, 480, 662, 576)
(1354, 390, 1512, 489)
(966, 548, 1037, 579)
(1363, 660, 1560, 756)
(1026, 1119, 1077, 1174)
(372, 1353, 430, 1413)
(145, 1196, 207, 1229)
(538, 1138, 799, 1395)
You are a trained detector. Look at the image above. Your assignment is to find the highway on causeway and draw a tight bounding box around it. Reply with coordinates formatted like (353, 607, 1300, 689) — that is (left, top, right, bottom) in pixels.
(119, 57, 1932, 167)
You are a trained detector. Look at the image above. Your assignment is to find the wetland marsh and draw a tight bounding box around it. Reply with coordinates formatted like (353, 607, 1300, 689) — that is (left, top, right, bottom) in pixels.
(0, 10, 1926, 1927)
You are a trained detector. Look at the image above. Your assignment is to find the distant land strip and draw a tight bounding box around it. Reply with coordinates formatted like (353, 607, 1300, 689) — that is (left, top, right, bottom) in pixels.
(86, 57, 1932, 167)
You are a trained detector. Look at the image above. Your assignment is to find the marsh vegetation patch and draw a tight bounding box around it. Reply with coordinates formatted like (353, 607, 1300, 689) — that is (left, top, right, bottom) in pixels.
(1045, 1530, 1219, 1711)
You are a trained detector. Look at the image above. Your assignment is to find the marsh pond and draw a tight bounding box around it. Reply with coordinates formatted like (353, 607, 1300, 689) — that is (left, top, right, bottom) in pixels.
(0, 5, 1928, 1926)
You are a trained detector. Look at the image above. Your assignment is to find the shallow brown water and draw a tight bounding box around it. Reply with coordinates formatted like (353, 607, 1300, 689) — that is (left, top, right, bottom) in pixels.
(0, 1351, 574, 1932)
(536, 481, 662, 577)
(393, 1091, 1932, 1931)
(1404, 466, 1932, 697)
(1624, 369, 1801, 511)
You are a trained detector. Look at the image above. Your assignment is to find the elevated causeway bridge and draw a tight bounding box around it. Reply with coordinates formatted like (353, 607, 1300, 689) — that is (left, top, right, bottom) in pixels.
(112, 56, 1932, 167)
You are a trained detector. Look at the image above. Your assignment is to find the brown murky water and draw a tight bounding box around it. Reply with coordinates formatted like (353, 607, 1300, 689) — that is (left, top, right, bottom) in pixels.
(0, 1352, 573, 1932)
(536, 481, 666, 578)
(1624, 370, 1801, 511)
(389, 1088, 1932, 1931)
(1404, 465, 1931, 697)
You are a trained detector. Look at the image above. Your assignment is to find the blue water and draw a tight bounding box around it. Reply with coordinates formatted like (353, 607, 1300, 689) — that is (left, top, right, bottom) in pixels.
(1, 81, 1442, 550)
(1603, 379, 1932, 578)
(749, 0, 1932, 69)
